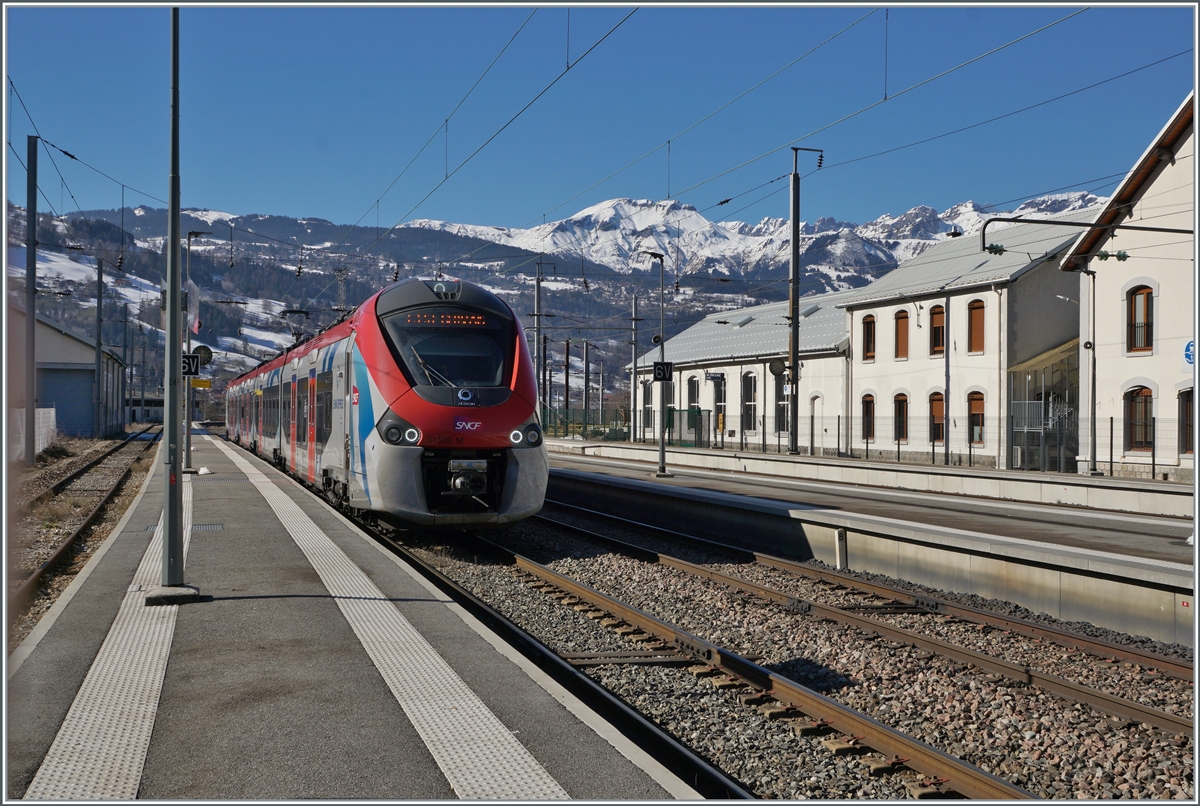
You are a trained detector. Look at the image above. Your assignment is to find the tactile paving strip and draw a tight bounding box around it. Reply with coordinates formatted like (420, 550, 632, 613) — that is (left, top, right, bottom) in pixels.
(25, 476, 195, 800)
(210, 437, 568, 800)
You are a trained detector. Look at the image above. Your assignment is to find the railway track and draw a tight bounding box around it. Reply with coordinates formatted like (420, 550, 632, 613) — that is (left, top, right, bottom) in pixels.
(8, 428, 162, 624)
(535, 502, 1194, 720)
(15, 426, 156, 512)
(531, 511, 1192, 734)
(377, 515, 1193, 800)
(538, 500, 1193, 677)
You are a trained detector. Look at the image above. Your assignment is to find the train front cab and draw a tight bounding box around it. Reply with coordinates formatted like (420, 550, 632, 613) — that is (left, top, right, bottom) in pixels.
(345, 281, 548, 526)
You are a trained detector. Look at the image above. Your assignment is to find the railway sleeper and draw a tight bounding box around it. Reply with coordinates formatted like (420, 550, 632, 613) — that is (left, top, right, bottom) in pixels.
(862, 756, 911, 776)
(821, 735, 870, 756)
(788, 718, 835, 737)
(905, 777, 958, 799)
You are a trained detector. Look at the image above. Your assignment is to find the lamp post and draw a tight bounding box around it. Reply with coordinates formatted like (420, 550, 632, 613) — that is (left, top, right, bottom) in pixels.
(1078, 268, 1101, 475)
(1058, 272, 1100, 475)
(643, 250, 672, 477)
(185, 230, 211, 470)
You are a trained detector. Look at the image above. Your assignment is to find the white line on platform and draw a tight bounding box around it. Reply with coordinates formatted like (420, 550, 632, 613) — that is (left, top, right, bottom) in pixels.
(24, 474, 194, 800)
(208, 437, 569, 800)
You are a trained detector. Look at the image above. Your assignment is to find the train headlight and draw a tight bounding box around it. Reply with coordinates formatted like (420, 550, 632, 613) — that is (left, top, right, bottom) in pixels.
(509, 416, 543, 448)
(376, 408, 421, 447)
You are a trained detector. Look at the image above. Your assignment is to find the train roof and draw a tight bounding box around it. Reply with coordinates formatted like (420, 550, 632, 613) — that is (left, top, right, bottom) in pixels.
(227, 277, 511, 388)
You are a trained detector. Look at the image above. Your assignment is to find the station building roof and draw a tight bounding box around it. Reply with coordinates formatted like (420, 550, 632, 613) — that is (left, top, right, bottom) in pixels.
(838, 207, 1097, 309)
(632, 287, 856, 370)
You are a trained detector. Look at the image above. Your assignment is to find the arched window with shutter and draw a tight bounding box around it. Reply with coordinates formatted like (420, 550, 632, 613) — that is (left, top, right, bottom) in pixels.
(929, 392, 945, 443)
(862, 394, 875, 441)
(894, 310, 909, 359)
(1127, 286, 1153, 351)
(1125, 386, 1154, 450)
(968, 391, 984, 444)
(967, 300, 985, 353)
(862, 315, 876, 361)
(930, 306, 945, 356)
(894, 393, 908, 441)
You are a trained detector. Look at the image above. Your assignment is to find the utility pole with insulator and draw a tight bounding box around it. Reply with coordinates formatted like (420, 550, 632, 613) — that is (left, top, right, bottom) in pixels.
(563, 339, 571, 430)
(788, 146, 823, 455)
(25, 135, 38, 466)
(94, 258, 104, 438)
(630, 296, 640, 443)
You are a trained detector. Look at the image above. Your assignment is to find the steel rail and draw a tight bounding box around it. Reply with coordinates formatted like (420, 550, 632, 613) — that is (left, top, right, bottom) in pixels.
(545, 498, 1194, 682)
(535, 514, 1193, 737)
(21, 426, 157, 512)
(8, 432, 161, 622)
(470, 533, 1033, 799)
(349, 526, 755, 800)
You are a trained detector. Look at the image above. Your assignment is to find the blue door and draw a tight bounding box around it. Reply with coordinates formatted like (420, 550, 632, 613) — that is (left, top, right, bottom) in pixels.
(39, 368, 94, 436)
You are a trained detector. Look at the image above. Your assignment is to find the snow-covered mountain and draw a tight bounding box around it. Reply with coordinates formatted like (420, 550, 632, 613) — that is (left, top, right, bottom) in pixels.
(406, 191, 1107, 292)
(5, 190, 1108, 396)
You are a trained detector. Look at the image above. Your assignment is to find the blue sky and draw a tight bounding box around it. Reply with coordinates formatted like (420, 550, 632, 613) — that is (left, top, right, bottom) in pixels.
(4, 4, 1195, 234)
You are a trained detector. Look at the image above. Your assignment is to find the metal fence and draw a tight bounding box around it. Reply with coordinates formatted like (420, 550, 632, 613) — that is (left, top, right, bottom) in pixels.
(553, 402, 1194, 480)
(8, 407, 58, 462)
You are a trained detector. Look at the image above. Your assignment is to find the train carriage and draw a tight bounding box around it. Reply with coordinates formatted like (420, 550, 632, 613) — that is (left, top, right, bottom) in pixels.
(226, 278, 547, 526)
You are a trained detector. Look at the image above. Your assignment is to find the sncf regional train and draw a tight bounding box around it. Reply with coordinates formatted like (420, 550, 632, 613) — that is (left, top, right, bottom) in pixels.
(225, 278, 547, 526)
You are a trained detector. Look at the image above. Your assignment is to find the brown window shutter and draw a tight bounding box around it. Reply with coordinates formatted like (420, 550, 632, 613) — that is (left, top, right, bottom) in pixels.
(968, 301, 985, 352)
(895, 312, 908, 359)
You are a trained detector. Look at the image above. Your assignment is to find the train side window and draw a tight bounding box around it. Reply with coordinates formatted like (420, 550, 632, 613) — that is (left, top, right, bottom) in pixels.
(266, 384, 279, 438)
(316, 371, 333, 444)
(297, 378, 309, 445)
(283, 382, 292, 439)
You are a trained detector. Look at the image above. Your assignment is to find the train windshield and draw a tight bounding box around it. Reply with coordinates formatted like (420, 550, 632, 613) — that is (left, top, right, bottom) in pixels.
(380, 306, 513, 388)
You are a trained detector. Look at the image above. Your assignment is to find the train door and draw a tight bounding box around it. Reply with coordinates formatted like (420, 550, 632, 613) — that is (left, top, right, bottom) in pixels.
(332, 347, 346, 477)
(347, 336, 372, 505)
(308, 366, 317, 482)
(289, 373, 297, 473)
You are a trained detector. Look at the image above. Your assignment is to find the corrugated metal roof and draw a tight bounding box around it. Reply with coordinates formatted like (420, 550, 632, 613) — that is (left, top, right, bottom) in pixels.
(633, 287, 855, 369)
(839, 208, 1096, 308)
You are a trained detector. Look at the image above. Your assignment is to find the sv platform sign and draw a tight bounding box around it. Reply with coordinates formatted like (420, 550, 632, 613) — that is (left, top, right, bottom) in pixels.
(182, 353, 200, 377)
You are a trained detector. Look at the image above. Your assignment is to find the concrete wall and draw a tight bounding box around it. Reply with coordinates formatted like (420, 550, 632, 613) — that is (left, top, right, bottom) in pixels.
(1006, 262, 1080, 368)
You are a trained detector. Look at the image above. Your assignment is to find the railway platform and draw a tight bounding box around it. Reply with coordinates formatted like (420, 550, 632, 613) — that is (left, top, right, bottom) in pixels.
(545, 438, 1194, 518)
(6, 429, 696, 801)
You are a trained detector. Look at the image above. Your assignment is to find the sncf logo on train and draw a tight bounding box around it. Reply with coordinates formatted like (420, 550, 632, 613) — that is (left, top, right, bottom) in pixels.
(454, 418, 483, 431)
(352, 386, 360, 405)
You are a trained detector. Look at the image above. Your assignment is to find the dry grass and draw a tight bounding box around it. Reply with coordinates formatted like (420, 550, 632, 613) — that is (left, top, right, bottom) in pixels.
(33, 495, 85, 527)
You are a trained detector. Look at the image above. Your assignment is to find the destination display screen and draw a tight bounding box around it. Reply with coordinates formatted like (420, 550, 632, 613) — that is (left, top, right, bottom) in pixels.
(402, 311, 490, 328)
